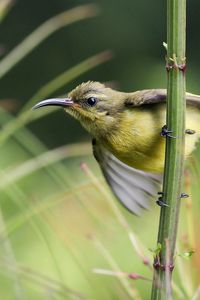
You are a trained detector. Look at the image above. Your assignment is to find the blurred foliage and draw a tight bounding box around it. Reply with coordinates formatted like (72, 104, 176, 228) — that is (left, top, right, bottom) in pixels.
(0, 1, 200, 299)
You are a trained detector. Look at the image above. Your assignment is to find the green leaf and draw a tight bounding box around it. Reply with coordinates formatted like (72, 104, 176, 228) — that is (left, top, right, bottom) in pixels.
(149, 243, 162, 258)
(178, 250, 195, 259)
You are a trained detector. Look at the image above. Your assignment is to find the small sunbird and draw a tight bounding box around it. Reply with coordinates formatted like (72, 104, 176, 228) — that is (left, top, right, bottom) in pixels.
(33, 81, 200, 214)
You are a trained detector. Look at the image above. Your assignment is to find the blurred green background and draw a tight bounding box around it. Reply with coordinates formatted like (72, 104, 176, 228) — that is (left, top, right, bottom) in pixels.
(0, 0, 200, 299)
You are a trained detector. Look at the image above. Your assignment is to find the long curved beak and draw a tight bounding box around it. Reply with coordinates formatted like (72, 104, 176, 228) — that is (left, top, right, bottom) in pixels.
(32, 98, 74, 110)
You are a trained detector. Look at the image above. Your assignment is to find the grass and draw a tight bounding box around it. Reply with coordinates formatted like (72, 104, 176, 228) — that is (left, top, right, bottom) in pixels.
(0, 2, 200, 300)
(1, 103, 200, 299)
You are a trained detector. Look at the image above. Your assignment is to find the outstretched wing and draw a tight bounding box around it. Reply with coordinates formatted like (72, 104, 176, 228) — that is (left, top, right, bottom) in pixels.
(125, 89, 200, 107)
(93, 140, 162, 215)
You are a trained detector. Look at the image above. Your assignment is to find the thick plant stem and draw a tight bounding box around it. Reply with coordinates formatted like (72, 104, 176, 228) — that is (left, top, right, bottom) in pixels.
(151, 0, 186, 299)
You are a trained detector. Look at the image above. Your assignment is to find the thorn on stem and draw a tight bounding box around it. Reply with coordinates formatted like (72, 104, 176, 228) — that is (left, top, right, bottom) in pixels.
(153, 258, 174, 272)
(166, 55, 186, 73)
(180, 193, 189, 199)
(185, 129, 196, 135)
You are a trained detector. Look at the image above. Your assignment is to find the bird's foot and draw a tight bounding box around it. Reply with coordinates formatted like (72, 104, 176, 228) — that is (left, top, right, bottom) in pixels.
(156, 193, 169, 207)
(156, 192, 188, 207)
(160, 125, 176, 139)
(157, 191, 164, 195)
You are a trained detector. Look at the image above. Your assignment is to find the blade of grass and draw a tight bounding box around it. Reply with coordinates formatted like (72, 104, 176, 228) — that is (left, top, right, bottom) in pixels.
(0, 4, 99, 79)
(9, 173, 98, 296)
(174, 170, 195, 297)
(0, 109, 90, 191)
(176, 247, 193, 298)
(93, 269, 151, 282)
(40, 206, 111, 299)
(184, 169, 196, 249)
(0, 143, 91, 189)
(0, 0, 14, 22)
(0, 50, 112, 145)
(80, 163, 151, 266)
(0, 112, 77, 286)
(0, 174, 66, 285)
(92, 236, 142, 300)
(0, 258, 86, 300)
(191, 284, 200, 300)
(0, 109, 70, 189)
(1, 181, 97, 239)
(0, 207, 26, 300)
(21, 50, 112, 111)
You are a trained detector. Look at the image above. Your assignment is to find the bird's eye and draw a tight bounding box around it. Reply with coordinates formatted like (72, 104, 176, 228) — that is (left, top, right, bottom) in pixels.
(87, 97, 97, 106)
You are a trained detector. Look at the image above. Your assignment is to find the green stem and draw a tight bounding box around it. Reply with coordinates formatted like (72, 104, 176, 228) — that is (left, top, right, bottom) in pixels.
(151, 0, 186, 299)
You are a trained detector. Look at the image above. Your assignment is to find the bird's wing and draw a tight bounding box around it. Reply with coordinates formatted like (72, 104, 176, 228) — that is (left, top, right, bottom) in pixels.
(93, 140, 162, 215)
(125, 89, 200, 107)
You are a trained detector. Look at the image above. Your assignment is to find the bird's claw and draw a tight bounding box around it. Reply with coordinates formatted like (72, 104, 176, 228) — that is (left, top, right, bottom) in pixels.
(156, 192, 189, 206)
(156, 199, 169, 207)
(156, 193, 169, 207)
(157, 191, 164, 195)
(160, 125, 176, 139)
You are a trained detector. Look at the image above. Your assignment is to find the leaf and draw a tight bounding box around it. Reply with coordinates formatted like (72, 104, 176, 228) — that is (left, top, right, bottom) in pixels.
(178, 250, 195, 259)
(149, 243, 162, 258)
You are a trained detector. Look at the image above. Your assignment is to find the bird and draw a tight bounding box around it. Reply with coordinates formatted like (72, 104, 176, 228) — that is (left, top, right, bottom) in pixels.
(33, 81, 200, 214)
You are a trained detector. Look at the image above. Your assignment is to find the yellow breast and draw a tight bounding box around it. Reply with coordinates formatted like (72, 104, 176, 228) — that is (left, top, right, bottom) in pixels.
(104, 104, 200, 173)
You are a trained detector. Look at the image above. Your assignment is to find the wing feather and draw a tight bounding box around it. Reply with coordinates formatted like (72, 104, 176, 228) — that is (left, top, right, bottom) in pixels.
(125, 89, 200, 107)
(93, 141, 162, 214)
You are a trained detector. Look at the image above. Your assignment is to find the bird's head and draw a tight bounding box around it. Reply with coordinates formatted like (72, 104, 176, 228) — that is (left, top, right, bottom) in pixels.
(33, 81, 125, 137)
